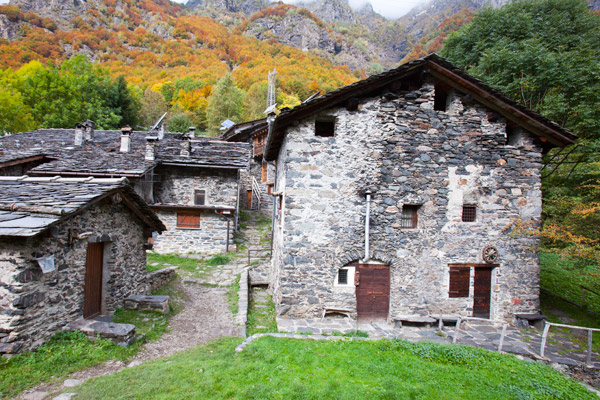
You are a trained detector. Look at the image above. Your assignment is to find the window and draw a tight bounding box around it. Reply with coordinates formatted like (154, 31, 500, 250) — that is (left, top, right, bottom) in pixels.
(462, 205, 476, 222)
(449, 266, 470, 298)
(194, 190, 206, 205)
(315, 117, 336, 137)
(335, 267, 355, 287)
(177, 212, 200, 228)
(338, 269, 348, 285)
(401, 205, 420, 228)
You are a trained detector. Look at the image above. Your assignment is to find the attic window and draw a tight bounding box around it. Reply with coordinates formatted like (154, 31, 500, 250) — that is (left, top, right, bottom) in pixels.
(434, 80, 450, 112)
(505, 124, 523, 146)
(315, 117, 336, 137)
(401, 205, 420, 228)
(194, 190, 206, 205)
(462, 204, 477, 222)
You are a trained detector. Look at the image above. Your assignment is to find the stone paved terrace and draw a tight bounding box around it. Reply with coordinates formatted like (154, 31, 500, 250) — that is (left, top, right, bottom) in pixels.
(277, 318, 600, 369)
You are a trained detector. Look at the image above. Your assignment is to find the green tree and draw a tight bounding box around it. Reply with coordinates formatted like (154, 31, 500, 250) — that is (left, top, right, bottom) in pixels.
(166, 112, 192, 133)
(109, 75, 140, 128)
(140, 88, 169, 128)
(206, 73, 246, 135)
(0, 87, 35, 134)
(440, 0, 600, 139)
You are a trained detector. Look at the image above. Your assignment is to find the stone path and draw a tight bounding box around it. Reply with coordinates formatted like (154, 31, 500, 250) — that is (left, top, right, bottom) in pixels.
(277, 317, 600, 368)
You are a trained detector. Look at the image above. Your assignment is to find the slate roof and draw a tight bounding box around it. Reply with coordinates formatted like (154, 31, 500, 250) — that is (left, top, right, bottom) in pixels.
(0, 129, 251, 175)
(0, 176, 166, 237)
(221, 118, 268, 143)
(263, 54, 577, 161)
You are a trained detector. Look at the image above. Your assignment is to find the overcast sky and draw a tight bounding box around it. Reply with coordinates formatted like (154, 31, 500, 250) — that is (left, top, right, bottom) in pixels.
(0, 0, 428, 19)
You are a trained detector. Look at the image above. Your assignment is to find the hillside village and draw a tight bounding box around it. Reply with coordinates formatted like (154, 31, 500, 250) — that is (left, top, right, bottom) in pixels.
(1, 0, 600, 399)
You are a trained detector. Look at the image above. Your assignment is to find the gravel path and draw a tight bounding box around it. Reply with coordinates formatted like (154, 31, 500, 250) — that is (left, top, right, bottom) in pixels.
(18, 278, 242, 400)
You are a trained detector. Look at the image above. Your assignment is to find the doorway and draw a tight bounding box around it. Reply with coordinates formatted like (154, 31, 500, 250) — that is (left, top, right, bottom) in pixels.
(84, 242, 104, 318)
(473, 267, 492, 318)
(355, 263, 390, 322)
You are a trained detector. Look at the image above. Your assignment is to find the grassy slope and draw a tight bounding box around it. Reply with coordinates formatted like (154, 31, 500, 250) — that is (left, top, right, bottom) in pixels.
(70, 336, 594, 399)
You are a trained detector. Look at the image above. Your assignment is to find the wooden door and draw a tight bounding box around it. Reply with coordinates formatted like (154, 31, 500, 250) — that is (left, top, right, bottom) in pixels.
(356, 264, 390, 322)
(84, 242, 104, 318)
(473, 267, 492, 318)
(247, 190, 253, 209)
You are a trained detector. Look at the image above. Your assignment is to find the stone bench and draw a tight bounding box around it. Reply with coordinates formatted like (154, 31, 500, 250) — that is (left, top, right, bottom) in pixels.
(515, 313, 546, 330)
(431, 315, 461, 330)
(124, 295, 170, 315)
(393, 315, 437, 328)
(66, 319, 136, 347)
(321, 307, 353, 320)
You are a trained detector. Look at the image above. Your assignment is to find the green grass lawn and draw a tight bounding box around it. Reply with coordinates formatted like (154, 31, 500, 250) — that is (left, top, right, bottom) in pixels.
(147, 252, 232, 279)
(247, 288, 277, 335)
(0, 276, 186, 399)
(68, 336, 595, 399)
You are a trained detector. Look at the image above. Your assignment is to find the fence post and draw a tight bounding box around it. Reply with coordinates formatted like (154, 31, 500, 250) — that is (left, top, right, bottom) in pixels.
(498, 323, 507, 353)
(247, 249, 250, 267)
(587, 330, 593, 366)
(453, 317, 462, 344)
(540, 322, 551, 358)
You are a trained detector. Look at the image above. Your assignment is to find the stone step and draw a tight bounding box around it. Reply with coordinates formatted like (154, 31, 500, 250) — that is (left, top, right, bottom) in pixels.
(65, 319, 135, 347)
(124, 295, 170, 315)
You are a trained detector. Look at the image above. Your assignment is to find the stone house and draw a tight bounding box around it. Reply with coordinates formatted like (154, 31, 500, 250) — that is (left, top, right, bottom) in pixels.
(0, 177, 165, 354)
(222, 118, 276, 216)
(0, 124, 251, 254)
(263, 55, 576, 323)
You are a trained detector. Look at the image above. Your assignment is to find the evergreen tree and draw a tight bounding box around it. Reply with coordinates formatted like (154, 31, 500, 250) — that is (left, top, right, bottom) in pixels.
(206, 74, 246, 136)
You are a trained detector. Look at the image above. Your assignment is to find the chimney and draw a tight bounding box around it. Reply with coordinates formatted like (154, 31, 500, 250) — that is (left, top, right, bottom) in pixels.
(74, 123, 84, 146)
(120, 126, 132, 152)
(157, 122, 165, 140)
(188, 126, 196, 139)
(145, 136, 158, 161)
(180, 136, 191, 157)
(83, 120, 95, 142)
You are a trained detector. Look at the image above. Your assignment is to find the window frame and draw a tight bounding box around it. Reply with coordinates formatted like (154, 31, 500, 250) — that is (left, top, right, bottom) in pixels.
(176, 212, 201, 229)
(462, 204, 477, 222)
(401, 204, 420, 229)
(334, 266, 355, 287)
(194, 189, 206, 206)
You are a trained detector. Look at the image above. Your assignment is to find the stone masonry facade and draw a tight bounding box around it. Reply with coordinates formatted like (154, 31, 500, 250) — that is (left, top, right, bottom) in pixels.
(152, 166, 238, 254)
(0, 202, 148, 353)
(272, 81, 543, 322)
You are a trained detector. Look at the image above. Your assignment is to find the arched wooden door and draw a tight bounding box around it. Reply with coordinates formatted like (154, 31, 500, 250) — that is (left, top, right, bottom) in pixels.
(355, 263, 390, 322)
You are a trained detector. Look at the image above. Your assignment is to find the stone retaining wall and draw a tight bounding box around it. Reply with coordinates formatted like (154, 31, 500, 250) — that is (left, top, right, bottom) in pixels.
(147, 267, 176, 292)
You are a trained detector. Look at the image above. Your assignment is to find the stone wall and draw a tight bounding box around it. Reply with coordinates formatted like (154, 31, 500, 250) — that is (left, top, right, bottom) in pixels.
(272, 80, 543, 322)
(152, 210, 234, 254)
(154, 166, 238, 207)
(147, 267, 176, 292)
(0, 201, 149, 354)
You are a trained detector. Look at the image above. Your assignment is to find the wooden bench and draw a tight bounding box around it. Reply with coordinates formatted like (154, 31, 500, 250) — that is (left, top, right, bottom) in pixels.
(393, 315, 437, 328)
(515, 313, 546, 330)
(321, 307, 353, 320)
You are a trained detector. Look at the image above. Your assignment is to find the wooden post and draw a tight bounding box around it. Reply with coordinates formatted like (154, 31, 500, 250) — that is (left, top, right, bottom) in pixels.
(498, 323, 507, 353)
(247, 249, 250, 267)
(453, 317, 462, 344)
(587, 330, 593, 366)
(540, 322, 551, 358)
(226, 219, 230, 253)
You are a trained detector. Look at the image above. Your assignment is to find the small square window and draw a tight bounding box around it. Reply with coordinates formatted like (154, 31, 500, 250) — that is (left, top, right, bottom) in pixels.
(401, 205, 420, 228)
(338, 269, 348, 285)
(195, 190, 206, 205)
(462, 205, 476, 222)
(177, 212, 200, 228)
(315, 118, 336, 137)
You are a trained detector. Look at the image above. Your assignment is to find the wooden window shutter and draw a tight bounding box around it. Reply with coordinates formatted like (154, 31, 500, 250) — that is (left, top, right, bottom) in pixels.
(449, 266, 470, 298)
(177, 212, 200, 228)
